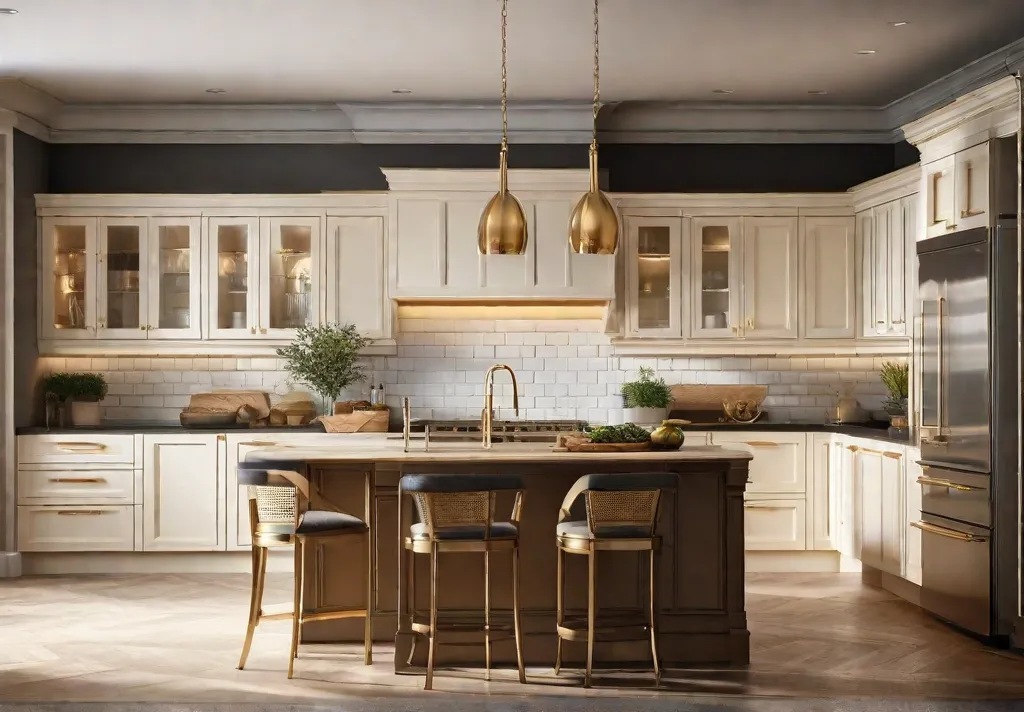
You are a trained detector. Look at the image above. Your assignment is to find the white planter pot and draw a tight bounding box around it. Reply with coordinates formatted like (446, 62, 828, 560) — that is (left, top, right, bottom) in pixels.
(622, 407, 668, 425)
(70, 400, 102, 427)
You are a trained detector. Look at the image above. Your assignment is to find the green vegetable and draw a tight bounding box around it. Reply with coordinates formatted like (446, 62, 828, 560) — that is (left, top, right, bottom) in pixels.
(621, 366, 672, 409)
(587, 423, 651, 444)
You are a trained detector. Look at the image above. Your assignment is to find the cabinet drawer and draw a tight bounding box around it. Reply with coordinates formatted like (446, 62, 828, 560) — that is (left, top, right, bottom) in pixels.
(743, 499, 807, 550)
(18, 505, 136, 552)
(18, 434, 137, 466)
(711, 432, 806, 493)
(18, 469, 138, 505)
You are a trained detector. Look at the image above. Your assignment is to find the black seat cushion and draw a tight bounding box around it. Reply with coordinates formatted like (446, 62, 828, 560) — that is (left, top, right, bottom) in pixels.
(410, 522, 518, 541)
(296, 510, 367, 535)
(400, 473, 524, 493)
(237, 459, 308, 486)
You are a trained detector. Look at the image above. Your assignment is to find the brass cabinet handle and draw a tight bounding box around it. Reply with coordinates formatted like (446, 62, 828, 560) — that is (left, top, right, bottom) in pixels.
(240, 440, 280, 447)
(139, 325, 146, 331)
(55, 442, 108, 453)
(250, 326, 256, 334)
(48, 477, 106, 484)
(743, 441, 779, 448)
(54, 510, 108, 516)
(97, 318, 106, 328)
(893, 319, 905, 325)
(743, 503, 787, 510)
(911, 520, 987, 543)
(946, 224, 958, 230)
(146, 325, 153, 331)
(847, 444, 902, 459)
(960, 209, 983, 218)
(259, 327, 267, 334)
(917, 476, 979, 492)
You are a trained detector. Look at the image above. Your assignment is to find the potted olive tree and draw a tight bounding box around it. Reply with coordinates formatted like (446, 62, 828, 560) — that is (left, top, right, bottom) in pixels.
(43, 372, 108, 427)
(277, 322, 369, 416)
(621, 366, 672, 425)
(880, 361, 909, 436)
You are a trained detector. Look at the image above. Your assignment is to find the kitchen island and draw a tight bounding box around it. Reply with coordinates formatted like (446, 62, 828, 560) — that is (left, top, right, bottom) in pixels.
(244, 440, 752, 671)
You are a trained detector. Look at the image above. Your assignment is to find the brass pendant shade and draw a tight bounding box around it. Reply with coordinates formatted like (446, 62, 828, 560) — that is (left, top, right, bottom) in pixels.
(569, 0, 618, 255)
(478, 0, 528, 256)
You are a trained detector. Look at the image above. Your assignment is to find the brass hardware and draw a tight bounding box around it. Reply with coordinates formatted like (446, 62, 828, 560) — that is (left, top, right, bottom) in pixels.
(478, 0, 527, 256)
(911, 520, 987, 542)
(877, 320, 886, 324)
(731, 326, 739, 333)
(48, 477, 105, 484)
(893, 319, 905, 325)
(743, 503, 786, 509)
(946, 223, 958, 230)
(482, 364, 519, 449)
(847, 444, 902, 459)
(240, 440, 279, 447)
(960, 209, 983, 218)
(139, 325, 146, 331)
(847, 445, 860, 452)
(568, 0, 618, 256)
(55, 509, 107, 516)
(146, 325, 153, 331)
(937, 297, 945, 433)
(250, 326, 256, 334)
(259, 327, 267, 334)
(217, 434, 226, 442)
(882, 451, 902, 459)
(917, 476, 978, 492)
(743, 441, 779, 448)
(56, 442, 108, 452)
(402, 397, 412, 452)
(930, 219, 946, 226)
(97, 318, 105, 328)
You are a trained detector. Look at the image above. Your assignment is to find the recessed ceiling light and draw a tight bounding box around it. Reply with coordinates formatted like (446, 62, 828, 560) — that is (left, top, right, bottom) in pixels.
(808, 90, 829, 95)
(890, 21, 909, 27)
(392, 89, 412, 95)
(205, 88, 226, 94)
(712, 89, 734, 95)
(856, 49, 877, 55)
(0, 8, 18, 14)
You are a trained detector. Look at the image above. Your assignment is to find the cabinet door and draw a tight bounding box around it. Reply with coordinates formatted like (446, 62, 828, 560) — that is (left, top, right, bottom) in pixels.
(889, 196, 914, 336)
(954, 143, 990, 232)
(924, 156, 956, 240)
(904, 449, 923, 585)
(625, 217, 683, 338)
(801, 217, 855, 339)
(208, 217, 260, 339)
(880, 450, 904, 576)
(742, 217, 798, 339)
(810, 434, 835, 550)
(855, 448, 884, 570)
(260, 216, 323, 338)
(711, 432, 806, 494)
(97, 218, 148, 339)
(866, 203, 894, 336)
(392, 198, 446, 293)
(691, 217, 741, 338)
(41, 217, 98, 340)
(326, 216, 387, 339)
(743, 499, 806, 550)
(148, 217, 202, 339)
(142, 434, 224, 551)
(838, 442, 859, 559)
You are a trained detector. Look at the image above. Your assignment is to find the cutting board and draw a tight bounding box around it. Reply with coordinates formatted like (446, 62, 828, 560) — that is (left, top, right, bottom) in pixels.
(670, 385, 767, 411)
(186, 391, 272, 420)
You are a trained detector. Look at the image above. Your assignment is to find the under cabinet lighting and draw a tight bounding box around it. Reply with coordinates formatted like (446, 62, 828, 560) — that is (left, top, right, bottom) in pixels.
(856, 49, 877, 55)
(890, 21, 909, 27)
(808, 90, 829, 95)
(205, 88, 226, 94)
(392, 89, 412, 94)
(0, 8, 17, 14)
(712, 89, 734, 95)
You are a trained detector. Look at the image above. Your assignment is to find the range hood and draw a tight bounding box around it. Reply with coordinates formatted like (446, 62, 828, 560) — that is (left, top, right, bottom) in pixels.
(383, 168, 618, 307)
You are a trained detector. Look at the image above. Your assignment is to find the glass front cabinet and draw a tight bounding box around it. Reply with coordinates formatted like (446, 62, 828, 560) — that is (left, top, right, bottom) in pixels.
(624, 217, 685, 337)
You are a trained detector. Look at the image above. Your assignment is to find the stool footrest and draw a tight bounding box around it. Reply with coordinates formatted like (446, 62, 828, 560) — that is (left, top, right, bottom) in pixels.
(258, 602, 294, 619)
(302, 607, 370, 623)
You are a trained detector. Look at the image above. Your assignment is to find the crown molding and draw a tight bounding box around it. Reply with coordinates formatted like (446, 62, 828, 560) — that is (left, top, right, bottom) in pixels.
(381, 168, 595, 193)
(848, 163, 921, 211)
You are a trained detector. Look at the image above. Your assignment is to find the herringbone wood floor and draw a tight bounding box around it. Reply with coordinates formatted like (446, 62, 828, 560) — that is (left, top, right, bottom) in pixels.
(0, 572, 1021, 702)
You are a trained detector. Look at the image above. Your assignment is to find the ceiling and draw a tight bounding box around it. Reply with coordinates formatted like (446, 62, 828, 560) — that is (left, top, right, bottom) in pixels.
(1, 0, 1022, 107)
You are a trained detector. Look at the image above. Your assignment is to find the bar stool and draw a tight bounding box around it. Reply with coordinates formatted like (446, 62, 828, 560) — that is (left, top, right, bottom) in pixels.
(554, 472, 677, 688)
(399, 473, 526, 690)
(235, 459, 374, 678)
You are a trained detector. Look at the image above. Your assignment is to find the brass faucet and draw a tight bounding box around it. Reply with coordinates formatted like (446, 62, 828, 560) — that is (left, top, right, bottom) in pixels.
(482, 364, 519, 449)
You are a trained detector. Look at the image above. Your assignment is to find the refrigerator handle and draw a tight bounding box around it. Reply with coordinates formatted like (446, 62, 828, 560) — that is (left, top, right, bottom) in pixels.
(936, 296, 944, 435)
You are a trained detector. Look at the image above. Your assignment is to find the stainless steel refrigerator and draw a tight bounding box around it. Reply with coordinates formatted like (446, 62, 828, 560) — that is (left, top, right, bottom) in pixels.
(916, 216, 1019, 642)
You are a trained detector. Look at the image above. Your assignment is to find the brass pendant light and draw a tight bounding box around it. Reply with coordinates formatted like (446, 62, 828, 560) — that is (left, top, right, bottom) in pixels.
(478, 0, 528, 255)
(568, 0, 619, 255)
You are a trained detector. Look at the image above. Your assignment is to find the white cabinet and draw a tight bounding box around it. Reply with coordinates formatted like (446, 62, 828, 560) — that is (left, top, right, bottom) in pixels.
(625, 217, 685, 337)
(18, 505, 136, 552)
(41, 217, 99, 340)
(848, 441, 904, 577)
(859, 195, 914, 338)
(141, 434, 224, 551)
(810, 434, 836, 550)
(904, 448, 923, 585)
(923, 144, 990, 240)
(743, 499, 806, 550)
(326, 216, 388, 340)
(742, 217, 799, 339)
(713, 432, 806, 494)
(800, 217, 855, 339)
(690, 217, 742, 338)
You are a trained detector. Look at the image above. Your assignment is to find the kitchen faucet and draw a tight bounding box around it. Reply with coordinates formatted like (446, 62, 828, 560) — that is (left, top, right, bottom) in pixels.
(482, 364, 519, 449)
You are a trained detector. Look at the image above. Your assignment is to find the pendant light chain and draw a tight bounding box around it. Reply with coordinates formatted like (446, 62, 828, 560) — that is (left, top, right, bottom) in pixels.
(592, 0, 600, 146)
(501, 0, 509, 150)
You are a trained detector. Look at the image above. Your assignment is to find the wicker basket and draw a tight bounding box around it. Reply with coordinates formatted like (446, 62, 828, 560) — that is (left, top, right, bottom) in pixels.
(318, 408, 390, 433)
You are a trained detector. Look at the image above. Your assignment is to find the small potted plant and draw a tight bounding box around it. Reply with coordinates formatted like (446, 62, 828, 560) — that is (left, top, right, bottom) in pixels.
(277, 322, 370, 416)
(44, 372, 107, 427)
(621, 366, 672, 425)
(880, 361, 909, 435)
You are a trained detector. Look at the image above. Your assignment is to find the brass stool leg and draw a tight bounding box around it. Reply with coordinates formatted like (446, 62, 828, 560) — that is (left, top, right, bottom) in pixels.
(406, 545, 418, 666)
(364, 528, 373, 666)
(287, 537, 304, 679)
(649, 547, 660, 686)
(512, 541, 526, 683)
(484, 549, 491, 681)
(585, 545, 596, 689)
(425, 542, 439, 691)
(554, 544, 564, 675)
(237, 544, 265, 670)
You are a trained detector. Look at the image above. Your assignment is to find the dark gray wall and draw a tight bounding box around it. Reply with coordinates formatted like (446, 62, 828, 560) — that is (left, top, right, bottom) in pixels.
(47, 141, 919, 194)
(13, 130, 48, 427)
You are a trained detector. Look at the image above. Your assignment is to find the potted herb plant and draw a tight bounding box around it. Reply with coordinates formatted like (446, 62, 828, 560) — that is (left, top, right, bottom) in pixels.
(277, 322, 370, 415)
(43, 372, 108, 427)
(621, 366, 672, 425)
(880, 361, 909, 435)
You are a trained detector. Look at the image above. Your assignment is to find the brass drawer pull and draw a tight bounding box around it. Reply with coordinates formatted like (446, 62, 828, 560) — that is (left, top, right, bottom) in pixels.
(48, 477, 106, 484)
(743, 441, 779, 448)
(960, 209, 983, 219)
(240, 441, 282, 447)
(917, 476, 978, 492)
(911, 520, 987, 543)
(743, 503, 787, 510)
(55, 442, 109, 453)
(847, 445, 901, 459)
(54, 510, 108, 516)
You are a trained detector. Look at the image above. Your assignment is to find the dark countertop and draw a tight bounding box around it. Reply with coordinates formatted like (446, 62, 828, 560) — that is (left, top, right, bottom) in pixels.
(16, 420, 913, 445)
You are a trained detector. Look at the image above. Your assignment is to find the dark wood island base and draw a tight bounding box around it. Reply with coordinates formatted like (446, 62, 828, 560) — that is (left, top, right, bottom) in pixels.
(247, 444, 752, 673)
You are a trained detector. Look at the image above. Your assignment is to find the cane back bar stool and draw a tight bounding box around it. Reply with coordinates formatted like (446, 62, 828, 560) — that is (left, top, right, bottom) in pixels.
(399, 473, 526, 690)
(235, 459, 374, 678)
(554, 472, 677, 688)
